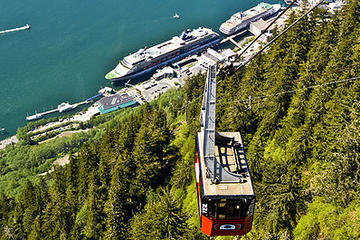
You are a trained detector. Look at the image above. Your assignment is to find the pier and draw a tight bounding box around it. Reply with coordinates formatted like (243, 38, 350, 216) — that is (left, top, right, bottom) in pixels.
(86, 93, 103, 102)
(26, 100, 89, 121)
(229, 38, 242, 49)
(219, 30, 247, 46)
(0, 24, 30, 35)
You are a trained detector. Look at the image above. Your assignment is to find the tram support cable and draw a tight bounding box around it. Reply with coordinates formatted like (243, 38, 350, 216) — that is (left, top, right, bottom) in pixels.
(235, 0, 327, 71)
(237, 0, 298, 59)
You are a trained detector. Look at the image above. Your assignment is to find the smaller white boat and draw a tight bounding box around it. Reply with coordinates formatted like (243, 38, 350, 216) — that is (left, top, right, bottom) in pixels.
(0, 128, 5, 132)
(0, 24, 31, 35)
(57, 102, 75, 112)
(173, 13, 180, 19)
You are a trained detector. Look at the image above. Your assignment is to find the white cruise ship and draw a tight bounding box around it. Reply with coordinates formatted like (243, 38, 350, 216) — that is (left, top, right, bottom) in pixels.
(105, 27, 220, 82)
(219, 2, 281, 35)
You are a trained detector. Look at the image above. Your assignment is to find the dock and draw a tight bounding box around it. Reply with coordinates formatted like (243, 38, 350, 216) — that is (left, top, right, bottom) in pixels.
(0, 24, 30, 35)
(86, 93, 103, 102)
(219, 30, 247, 46)
(26, 100, 89, 121)
(229, 38, 241, 48)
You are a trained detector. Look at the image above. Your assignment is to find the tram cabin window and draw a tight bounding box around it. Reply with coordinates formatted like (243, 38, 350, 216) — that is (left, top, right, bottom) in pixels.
(202, 198, 252, 220)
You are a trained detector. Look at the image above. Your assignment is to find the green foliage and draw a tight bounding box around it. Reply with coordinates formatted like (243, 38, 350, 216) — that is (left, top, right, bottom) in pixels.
(1, 89, 187, 239)
(16, 115, 72, 142)
(170, 122, 195, 189)
(1, 1, 360, 239)
(129, 188, 189, 240)
(294, 198, 360, 240)
(0, 130, 96, 197)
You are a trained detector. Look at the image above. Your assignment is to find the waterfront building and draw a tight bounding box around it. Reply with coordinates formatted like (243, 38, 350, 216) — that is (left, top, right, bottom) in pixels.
(97, 93, 138, 114)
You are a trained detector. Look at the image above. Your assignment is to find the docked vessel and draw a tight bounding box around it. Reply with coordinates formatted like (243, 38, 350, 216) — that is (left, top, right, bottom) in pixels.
(57, 102, 75, 112)
(26, 113, 43, 121)
(105, 27, 220, 82)
(219, 2, 281, 35)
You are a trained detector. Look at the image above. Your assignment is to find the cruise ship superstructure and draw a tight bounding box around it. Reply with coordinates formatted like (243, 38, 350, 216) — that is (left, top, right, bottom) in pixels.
(105, 27, 220, 82)
(219, 2, 281, 35)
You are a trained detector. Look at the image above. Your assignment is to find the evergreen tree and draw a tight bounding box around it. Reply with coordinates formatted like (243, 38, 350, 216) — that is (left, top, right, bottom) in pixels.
(129, 188, 189, 240)
(104, 156, 132, 240)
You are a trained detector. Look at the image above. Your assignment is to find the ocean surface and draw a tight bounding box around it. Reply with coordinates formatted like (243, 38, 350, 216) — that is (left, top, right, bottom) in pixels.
(0, 0, 278, 140)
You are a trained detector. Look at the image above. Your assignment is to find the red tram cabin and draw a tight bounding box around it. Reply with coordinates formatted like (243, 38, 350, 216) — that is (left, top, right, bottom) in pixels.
(195, 64, 255, 236)
(195, 132, 255, 236)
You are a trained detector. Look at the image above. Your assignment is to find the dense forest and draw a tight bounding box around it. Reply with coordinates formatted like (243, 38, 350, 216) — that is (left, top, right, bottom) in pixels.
(0, 1, 360, 239)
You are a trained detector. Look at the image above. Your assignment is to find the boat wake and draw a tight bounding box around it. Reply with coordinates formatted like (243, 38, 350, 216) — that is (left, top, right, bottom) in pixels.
(0, 24, 30, 35)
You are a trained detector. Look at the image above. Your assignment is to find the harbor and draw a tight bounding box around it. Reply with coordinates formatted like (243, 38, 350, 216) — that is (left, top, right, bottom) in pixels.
(22, 2, 306, 122)
(0, 0, 357, 238)
(0, 0, 300, 139)
(0, 0, 345, 142)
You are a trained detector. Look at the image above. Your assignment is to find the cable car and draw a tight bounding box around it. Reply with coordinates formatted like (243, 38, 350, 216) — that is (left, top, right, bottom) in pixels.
(195, 64, 255, 236)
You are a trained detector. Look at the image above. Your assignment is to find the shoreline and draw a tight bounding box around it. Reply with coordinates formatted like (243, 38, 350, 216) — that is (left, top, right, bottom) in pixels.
(1, 0, 342, 144)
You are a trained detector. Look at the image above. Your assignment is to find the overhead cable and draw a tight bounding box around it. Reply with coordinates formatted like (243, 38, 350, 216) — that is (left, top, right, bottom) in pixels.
(216, 75, 360, 106)
(236, 0, 298, 59)
(235, 0, 327, 71)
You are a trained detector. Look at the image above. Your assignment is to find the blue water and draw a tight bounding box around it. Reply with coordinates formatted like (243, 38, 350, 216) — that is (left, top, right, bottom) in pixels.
(0, 0, 277, 139)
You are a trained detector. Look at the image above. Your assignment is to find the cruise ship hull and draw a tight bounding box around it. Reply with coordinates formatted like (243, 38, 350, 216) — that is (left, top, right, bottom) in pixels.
(219, 24, 247, 36)
(219, 3, 281, 36)
(220, 10, 272, 35)
(109, 38, 220, 82)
